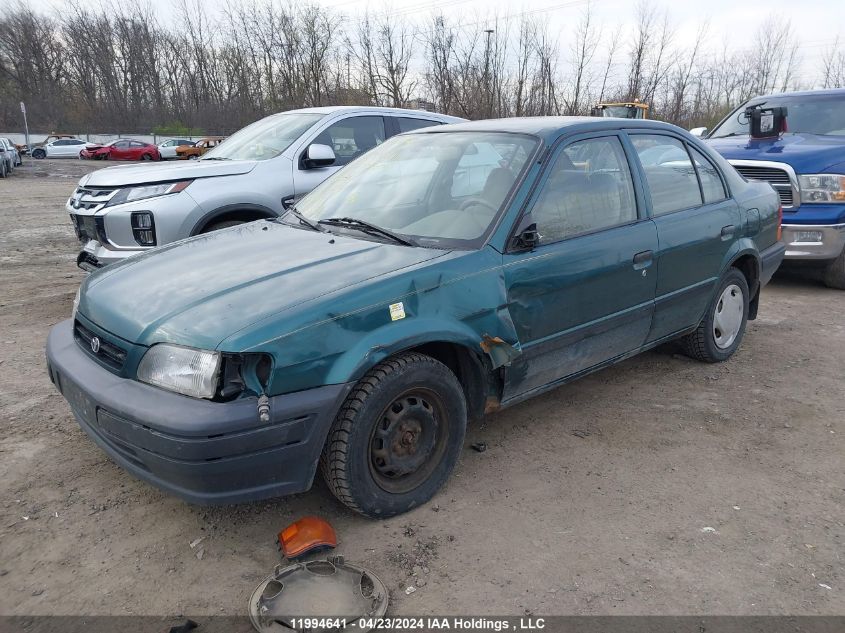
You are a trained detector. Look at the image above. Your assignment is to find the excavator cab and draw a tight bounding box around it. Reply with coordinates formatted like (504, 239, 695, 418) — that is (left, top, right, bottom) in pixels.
(592, 102, 650, 119)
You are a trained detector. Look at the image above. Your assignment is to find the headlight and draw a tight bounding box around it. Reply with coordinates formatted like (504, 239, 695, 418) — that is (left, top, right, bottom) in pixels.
(71, 287, 81, 320)
(107, 180, 192, 207)
(136, 344, 220, 399)
(799, 174, 845, 203)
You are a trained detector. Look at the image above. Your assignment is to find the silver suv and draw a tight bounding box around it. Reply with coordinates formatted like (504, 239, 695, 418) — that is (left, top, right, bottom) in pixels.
(68, 106, 462, 270)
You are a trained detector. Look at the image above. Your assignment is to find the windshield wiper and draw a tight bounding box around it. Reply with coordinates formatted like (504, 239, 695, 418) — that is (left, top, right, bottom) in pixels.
(287, 207, 324, 232)
(318, 217, 415, 246)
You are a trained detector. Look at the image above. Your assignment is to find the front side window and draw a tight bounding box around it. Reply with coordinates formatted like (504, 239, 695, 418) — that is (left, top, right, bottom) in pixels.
(202, 112, 325, 161)
(296, 131, 538, 248)
(530, 136, 637, 243)
(312, 116, 386, 166)
(631, 135, 702, 215)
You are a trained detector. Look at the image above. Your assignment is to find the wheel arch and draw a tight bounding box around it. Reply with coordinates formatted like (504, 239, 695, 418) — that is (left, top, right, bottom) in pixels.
(189, 203, 278, 235)
(320, 320, 506, 421)
(725, 246, 761, 320)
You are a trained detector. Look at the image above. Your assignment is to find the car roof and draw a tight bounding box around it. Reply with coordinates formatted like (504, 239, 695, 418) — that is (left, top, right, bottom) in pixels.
(279, 105, 464, 123)
(408, 116, 689, 144)
(750, 88, 845, 100)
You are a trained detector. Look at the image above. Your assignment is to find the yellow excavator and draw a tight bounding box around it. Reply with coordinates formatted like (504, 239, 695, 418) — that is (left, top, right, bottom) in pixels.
(592, 101, 650, 119)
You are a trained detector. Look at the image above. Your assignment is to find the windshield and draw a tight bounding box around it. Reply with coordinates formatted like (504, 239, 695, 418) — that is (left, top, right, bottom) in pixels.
(295, 131, 538, 248)
(600, 105, 643, 119)
(710, 95, 845, 138)
(202, 113, 324, 161)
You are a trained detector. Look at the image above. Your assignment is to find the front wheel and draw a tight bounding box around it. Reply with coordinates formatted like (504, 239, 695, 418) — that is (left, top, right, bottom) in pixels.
(141, 153, 153, 161)
(680, 268, 749, 363)
(822, 248, 845, 289)
(320, 352, 467, 518)
(32, 149, 46, 159)
(188, 154, 199, 160)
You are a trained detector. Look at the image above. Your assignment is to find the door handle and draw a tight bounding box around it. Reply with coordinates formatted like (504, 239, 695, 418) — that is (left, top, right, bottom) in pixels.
(632, 250, 653, 270)
(720, 224, 736, 240)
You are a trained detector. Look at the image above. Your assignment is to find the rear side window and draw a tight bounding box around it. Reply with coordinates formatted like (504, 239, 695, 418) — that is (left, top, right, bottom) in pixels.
(631, 135, 702, 215)
(689, 146, 727, 203)
(531, 136, 638, 242)
(397, 117, 441, 133)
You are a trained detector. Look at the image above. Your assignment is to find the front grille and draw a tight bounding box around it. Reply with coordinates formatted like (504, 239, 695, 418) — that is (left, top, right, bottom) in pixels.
(74, 320, 127, 372)
(69, 186, 118, 211)
(731, 164, 795, 208)
(71, 213, 108, 244)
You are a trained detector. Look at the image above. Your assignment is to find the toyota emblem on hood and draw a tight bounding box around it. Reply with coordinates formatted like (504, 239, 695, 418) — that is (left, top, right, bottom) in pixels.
(90, 336, 100, 354)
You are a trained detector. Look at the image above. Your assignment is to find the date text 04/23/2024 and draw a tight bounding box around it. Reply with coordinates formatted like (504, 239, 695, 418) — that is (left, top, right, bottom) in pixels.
(288, 618, 547, 630)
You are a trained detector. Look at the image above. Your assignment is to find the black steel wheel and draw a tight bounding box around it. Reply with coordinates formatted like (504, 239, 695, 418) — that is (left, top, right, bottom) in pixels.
(321, 352, 467, 518)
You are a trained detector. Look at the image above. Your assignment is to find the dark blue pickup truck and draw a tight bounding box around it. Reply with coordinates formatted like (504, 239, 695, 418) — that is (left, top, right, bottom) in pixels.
(701, 89, 845, 288)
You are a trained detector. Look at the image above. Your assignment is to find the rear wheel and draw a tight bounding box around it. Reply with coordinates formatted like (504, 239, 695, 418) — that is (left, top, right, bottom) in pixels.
(320, 352, 467, 518)
(141, 153, 153, 161)
(188, 154, 199, 160)
(0, 161, 6, 178)
(822, 249, 845, 289)
(680, 268, 749, 363)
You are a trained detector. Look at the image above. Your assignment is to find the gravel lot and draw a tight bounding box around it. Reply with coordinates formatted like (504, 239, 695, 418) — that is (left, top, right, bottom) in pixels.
(0, 159, 843, 617)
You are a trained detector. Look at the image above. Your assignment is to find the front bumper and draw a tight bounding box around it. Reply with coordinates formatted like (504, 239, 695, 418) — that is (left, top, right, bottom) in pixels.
(46, 320, 352, 505)
(77, 242, 141, 269)
(781, 223, 845, 260)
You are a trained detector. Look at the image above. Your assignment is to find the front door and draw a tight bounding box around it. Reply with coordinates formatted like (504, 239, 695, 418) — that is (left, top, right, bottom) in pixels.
(627, 133, 742, 341)
(502, 133, 658, 400)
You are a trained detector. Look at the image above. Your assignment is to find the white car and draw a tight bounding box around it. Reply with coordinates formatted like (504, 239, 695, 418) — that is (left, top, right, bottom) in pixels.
(157, 138, 196, 160)
(0, 138, 19, 175)
(31, 138, 90, 159)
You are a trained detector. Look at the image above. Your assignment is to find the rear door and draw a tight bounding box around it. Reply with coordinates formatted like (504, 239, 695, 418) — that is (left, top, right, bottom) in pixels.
(627, 132, 740, 341)
(502, 133, 658, 400)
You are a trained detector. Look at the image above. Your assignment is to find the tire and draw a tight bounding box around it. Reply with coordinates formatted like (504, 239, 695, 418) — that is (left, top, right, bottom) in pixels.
(0, 161, 6, 178)
(680, 268, 750, 363)
(32, 149, 46, 159)
(188, 154, 199, 160)
(141, 153, 153, 161)
(201, 220, 245, 233)
(320, 352, 467, 518)
(822, 248, 845, 290)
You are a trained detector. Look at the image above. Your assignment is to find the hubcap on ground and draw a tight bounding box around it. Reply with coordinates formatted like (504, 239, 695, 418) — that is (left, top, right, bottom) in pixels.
(369, 389, 447, 494)
(713, 283, 744, 349)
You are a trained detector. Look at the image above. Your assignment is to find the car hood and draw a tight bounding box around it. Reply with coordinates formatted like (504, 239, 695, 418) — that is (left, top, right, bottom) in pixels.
(79, 221, 450, 349)
(80, 158, 257, 186)
(706, 133, 845, 173)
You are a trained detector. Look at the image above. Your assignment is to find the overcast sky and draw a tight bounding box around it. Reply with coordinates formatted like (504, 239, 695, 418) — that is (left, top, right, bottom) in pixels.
(35, 0, 845, 83)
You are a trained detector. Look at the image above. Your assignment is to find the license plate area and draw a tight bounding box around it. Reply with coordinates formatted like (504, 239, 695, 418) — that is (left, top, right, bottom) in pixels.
(59, 373, 98, 424)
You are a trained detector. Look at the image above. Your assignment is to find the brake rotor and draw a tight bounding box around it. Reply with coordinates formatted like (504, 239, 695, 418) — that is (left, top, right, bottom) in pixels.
(248, 556, 389, 633)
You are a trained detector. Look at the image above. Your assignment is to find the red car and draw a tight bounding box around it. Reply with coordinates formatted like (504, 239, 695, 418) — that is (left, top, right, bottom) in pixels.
(80, 139, 161, 161)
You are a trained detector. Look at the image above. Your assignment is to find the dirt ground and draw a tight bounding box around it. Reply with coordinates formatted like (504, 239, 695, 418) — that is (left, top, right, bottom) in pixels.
(0, 159, 842, 617)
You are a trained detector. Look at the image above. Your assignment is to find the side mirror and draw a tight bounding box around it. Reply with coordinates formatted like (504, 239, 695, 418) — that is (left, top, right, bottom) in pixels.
(510, 215, 541, 251)
(304, 143, 336, 169)
(689, 127, 708, 138)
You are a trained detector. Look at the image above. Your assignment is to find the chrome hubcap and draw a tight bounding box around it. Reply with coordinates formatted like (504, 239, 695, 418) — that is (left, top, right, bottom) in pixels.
(713, 284, 744, 349)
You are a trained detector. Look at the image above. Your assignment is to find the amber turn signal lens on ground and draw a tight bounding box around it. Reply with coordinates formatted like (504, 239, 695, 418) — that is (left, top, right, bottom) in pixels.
(278, 516, 337, 559)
